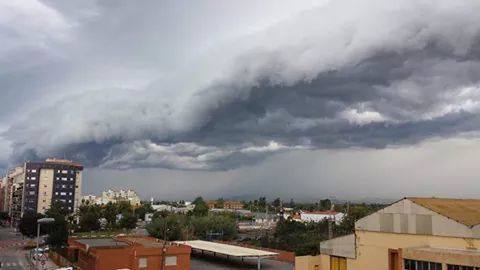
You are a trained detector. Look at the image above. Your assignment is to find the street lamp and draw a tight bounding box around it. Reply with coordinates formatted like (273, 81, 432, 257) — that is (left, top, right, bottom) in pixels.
(36, 218, 55, 269)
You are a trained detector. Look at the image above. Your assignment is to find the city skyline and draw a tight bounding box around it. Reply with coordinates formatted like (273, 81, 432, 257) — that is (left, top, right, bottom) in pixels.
(2, 0, 480, 200)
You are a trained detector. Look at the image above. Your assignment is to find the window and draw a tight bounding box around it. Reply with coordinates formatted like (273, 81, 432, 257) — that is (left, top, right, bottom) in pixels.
(30, 184, 36, 187)
(405, 259, 442, 270)
(61, 177, 67, 181)
(60, 192, 66, 196)
(31, 169, 37, 173)
(448, 265, 480, 270)
(29, 191, 35, 195)
(62, 170, 68, 174)
(55, 192, 59, 195)
(69, 192, 73, 195)
(139, 257, 148, 268)
(165, 256, 177, 266)
(31, 177, 36, 180)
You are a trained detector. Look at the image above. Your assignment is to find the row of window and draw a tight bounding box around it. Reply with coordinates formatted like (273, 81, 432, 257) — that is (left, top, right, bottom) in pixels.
(404, 259, 441, 270)
(138, 256, 177, 268)
(404, 260, 480, 270)
(56, 177, 75, 181)
(57, 170, 76, 174)
(55, 191, 73, 196)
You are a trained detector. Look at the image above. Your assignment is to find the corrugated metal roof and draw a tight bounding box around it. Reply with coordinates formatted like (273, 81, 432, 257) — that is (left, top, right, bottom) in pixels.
(176, 240, 277, 257)
(407, 197, 480, 227)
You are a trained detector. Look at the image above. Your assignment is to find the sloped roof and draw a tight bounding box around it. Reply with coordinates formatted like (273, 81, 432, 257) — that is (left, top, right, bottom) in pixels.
(407, 197, 480, 227)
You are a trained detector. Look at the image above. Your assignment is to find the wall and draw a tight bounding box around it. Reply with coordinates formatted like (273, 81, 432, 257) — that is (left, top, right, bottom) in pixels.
(346, 230, 480, 270)
(74, 171, 82, 212)
(356, 199, 479, 239)
(37, 169, 53, 214)
(295, 255, 329, 270)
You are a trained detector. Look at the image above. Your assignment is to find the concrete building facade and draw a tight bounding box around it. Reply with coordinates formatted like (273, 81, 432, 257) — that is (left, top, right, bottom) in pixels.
(296, 197, 480, 270)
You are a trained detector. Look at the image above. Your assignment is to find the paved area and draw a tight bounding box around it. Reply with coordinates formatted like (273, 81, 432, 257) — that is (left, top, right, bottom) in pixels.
(191, 252, 294, 270)
(0, 227, 30, 270)
(0, 227, 59, 270)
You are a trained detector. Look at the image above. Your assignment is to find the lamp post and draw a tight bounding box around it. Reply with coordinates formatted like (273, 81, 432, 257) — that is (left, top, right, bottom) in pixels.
(36, 218, 55, 269)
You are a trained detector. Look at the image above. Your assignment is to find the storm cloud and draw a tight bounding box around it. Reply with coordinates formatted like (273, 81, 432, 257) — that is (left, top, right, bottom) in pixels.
(2, 0, 480, 172)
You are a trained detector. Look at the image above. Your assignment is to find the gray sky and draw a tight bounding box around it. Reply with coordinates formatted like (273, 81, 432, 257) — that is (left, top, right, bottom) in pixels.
(2, 0, 480, 201)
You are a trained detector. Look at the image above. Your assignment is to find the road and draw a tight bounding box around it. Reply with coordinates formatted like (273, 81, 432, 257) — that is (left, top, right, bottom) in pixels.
(0, 227, 30, 270)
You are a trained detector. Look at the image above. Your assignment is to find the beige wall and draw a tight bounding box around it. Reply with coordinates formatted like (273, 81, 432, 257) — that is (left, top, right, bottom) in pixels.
(37, 169, 54, 214)
(74, 171, 82, 212)
(345, 230, 480, 270)
(295, 255, 329, 270)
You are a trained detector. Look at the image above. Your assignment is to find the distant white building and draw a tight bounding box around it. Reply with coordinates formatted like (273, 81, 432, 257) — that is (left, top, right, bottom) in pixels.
(151, 203, 195, 214)
(299, 211, 344, 224)
(81, 194, 98, 205)
(100, 189, 141, 206)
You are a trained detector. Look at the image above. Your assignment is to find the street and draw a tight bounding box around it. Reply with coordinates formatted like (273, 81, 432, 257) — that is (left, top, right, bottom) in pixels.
(0, 227, 30, 270)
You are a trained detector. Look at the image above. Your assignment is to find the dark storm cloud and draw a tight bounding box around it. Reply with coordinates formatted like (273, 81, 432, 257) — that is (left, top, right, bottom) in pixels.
(2, 0, 480, 171)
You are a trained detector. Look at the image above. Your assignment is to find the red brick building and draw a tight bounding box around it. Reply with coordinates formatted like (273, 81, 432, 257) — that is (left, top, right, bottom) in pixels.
(68, 236, 191, 270)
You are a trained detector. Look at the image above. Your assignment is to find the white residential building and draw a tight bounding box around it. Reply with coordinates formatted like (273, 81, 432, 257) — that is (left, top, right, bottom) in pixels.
(101, 189, 141, 206)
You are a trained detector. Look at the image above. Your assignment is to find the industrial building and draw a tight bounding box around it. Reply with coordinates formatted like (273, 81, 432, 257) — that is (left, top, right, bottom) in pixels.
(296, 197, 480, 270)
(1, 158, 83, 223)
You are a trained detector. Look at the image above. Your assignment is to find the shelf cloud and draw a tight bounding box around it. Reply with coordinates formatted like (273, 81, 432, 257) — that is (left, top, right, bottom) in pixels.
(2, 0, 480, 172)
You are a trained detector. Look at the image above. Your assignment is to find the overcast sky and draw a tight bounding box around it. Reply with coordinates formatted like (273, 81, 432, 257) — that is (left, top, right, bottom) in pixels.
(2, 0, 480, 201)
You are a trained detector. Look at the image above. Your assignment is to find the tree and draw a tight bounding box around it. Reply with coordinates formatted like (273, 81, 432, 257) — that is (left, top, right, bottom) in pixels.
(44, 202, 69, 248)
(214, 198, 224, 209)
(135, 203, 154, 220)
(191, 214, 238, 241)
(319, 199, 332, 211)
(19, 211, 45, 238)
(272, 198, 282, 208)
(103, 202, 118, 229)
(119, 212, 137, 230)
(147, 214, 185, 241)
(78, 204, 102, 232)
(192, 197, 208, 217)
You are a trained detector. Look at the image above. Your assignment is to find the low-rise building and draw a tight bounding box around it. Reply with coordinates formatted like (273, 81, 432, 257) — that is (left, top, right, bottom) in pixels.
(296, 197, 480, 270)
(68, 236, 191, 270)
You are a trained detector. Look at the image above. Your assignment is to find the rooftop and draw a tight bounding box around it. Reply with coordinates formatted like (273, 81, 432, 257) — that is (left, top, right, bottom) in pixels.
(407, 197, 480, 227)
(177, 240, 277, 258)
(75, 238, 129, 248)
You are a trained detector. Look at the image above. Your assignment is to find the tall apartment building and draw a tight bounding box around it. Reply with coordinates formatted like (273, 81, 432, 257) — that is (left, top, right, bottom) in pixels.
(2, 158, 83, 222)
